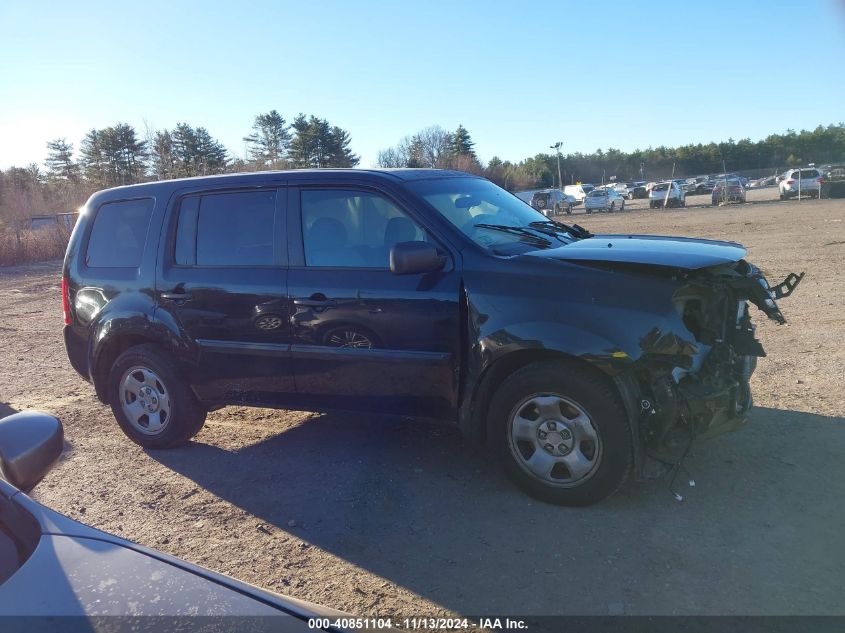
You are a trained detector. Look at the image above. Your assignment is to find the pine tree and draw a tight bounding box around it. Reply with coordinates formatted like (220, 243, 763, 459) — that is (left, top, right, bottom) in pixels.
(327, 126, 359, 167)
(79, 129, 107, 188)
(288, 114, 314, 168)
(79, 125, 147, 187)
(45, 138, 79, 181)
(289, 115, 359, 168)
(151, 130, 176, 180)
(452, 124, 476, 158)
(194, 127, 228, 174)
(244, 110, 290, 169)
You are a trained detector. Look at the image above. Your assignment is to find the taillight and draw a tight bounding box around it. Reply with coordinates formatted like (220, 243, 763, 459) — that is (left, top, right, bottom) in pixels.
(61, 275, 71, 325)
(818, 177, 824, 184)
(786, 180, 794, 185)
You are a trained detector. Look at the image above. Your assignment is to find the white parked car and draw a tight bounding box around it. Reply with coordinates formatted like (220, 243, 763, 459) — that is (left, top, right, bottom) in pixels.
(778, 168, 822, 200)
(648, 181, 686, 208)
(584, 188, 626, 213)
(564, 183, 595, 204)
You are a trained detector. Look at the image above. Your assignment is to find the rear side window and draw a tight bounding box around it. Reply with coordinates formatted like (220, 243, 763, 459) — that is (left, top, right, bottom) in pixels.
(86, 198, 154, 268)
(175, 191, 276, 266)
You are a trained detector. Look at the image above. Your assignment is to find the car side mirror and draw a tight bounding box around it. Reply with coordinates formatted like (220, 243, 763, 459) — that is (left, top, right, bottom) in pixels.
(390, 241, 445, 275)
(0, 411, 64, 492)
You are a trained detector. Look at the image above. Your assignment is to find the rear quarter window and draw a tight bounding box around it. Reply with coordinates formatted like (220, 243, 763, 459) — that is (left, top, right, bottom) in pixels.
(86, 198, 154, 268)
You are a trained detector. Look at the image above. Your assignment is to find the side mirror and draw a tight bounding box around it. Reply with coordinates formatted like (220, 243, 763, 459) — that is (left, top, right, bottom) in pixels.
(390, 241, 445, 275)
(0, 411, 64, 492)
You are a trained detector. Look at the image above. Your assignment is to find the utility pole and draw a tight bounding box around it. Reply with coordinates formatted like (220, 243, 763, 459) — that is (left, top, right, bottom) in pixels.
(550, 141, 563, 191)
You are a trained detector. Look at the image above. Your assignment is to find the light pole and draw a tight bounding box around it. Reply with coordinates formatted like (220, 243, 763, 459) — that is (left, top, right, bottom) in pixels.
(550, 141, 563, 191)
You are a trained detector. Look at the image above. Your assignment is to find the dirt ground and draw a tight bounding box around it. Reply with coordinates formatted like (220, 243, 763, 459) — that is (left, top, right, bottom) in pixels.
(1, 187, 843, 619)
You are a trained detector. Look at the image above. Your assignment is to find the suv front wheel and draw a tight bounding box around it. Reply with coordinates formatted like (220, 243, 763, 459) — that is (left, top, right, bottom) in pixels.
(487, 361, 632, 506)
(108, 344, 207, 449)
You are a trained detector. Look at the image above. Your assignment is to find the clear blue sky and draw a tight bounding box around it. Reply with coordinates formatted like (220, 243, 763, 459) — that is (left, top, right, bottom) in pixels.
(2, 0, 844, 170)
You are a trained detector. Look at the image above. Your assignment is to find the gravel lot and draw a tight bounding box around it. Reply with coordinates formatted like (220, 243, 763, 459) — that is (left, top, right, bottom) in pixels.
(1, 187, 843, 618)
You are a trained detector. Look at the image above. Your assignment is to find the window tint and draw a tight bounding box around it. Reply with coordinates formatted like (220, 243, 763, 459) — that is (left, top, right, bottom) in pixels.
(302, 190, 425, 268)
(86, 198, 154, 268)
(174, 196, 199, 266)
(175, 191, 276, 266)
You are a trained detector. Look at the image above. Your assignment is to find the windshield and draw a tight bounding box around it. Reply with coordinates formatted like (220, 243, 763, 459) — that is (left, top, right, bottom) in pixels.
(407, 177, 581, 254)
(587, 190, 606, 197)
(652, 183, 670, 192)
(581, 184, 595, 192)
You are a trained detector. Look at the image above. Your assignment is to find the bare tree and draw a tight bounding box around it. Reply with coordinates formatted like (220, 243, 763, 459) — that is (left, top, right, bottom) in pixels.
(377, 126, 455, 168)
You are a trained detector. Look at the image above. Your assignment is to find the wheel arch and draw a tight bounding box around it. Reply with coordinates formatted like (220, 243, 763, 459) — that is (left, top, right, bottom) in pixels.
(462, 348, 627, 448)
(89, 315, 188, 403)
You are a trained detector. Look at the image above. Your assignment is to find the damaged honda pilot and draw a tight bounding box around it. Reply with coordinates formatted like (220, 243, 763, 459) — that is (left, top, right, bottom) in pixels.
(62, 169, 803, 505)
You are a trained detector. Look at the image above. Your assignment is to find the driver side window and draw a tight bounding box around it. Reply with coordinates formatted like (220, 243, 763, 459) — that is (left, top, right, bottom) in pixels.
(301, 190, 426, 268)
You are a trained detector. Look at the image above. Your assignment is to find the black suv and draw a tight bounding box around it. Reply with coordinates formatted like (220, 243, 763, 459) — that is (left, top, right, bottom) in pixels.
(62, 169, 802, 505)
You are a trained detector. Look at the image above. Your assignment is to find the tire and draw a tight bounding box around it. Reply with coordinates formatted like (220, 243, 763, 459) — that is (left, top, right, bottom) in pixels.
(108, 344, 207, 449)
(627, 193, 634, 200)
(585, 208, 592, 214)
(566, 204, 573, 215)
(620, 201, 625, 211)
(609, 202, 615, 212)
(487, 361, 632, 506)
(554, 204, 561, 216)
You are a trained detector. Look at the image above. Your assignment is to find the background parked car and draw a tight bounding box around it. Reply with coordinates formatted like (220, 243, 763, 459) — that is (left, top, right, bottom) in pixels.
(584, 188, 625, 213)
(693, 177, 715, 195)
(712, 178, 747, 205)
(779, 167, 823, 199)
(564, 183, 595, 204)
(530, 189, 575, 215)
(649, 181, 686, 208)
(822, 165, 845, 198)
(626, 181, 648, 199)
(672, 179, 696, 195)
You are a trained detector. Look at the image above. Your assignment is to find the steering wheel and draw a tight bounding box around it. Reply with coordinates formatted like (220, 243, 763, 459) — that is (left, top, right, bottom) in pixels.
(461, 214, 499, 234)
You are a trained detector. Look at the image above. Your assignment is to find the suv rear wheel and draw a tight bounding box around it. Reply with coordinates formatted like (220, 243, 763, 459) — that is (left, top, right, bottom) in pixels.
(487, 361, 632, 506)
(108, 344, 207, 449)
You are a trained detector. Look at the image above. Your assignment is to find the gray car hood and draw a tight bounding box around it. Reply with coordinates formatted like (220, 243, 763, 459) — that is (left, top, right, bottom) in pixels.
(0, 489, 343, 624)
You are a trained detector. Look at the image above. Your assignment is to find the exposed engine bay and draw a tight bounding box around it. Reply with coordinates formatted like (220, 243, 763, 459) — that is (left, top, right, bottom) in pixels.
(634, 261, 804, 463)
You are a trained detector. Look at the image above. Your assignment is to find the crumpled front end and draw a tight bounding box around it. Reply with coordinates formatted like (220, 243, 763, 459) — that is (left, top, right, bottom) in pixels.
(631, 261, 803, 463)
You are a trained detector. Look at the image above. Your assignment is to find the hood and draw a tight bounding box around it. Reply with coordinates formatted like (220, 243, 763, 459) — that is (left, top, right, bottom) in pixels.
(525, 234, 747, 270)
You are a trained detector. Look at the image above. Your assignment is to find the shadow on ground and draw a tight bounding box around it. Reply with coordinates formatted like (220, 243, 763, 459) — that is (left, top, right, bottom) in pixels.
(149, 406, 845, 616)
(0, 403, 17, 418)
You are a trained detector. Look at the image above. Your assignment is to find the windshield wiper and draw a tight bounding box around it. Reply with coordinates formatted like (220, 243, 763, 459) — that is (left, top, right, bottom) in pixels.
(528, 220, 593, 239)
(472, 223, 553, 248)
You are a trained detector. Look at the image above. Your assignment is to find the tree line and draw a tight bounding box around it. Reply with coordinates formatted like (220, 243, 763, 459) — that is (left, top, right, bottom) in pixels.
(0, 110, 359, 226)
(377, 123, 845, 191)
(3, 118, 844, 229)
